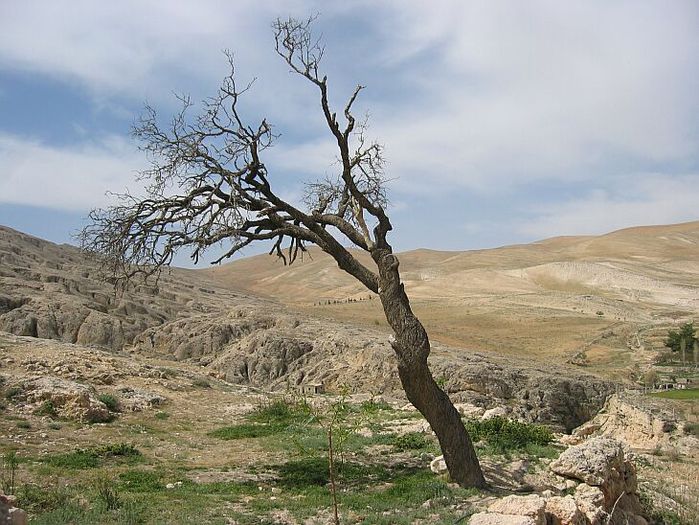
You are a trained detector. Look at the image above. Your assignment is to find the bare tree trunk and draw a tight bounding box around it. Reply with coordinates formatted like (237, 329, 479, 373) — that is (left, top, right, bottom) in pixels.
(372, 249, 487, 488)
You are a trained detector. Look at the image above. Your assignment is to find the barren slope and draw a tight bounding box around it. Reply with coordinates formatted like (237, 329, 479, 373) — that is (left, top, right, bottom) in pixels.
(207, 221, 699, 378)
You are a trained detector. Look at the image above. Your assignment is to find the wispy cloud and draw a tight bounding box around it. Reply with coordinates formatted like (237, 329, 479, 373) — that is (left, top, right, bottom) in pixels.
(517, 173, 699, 239)
(0, 133, 143, 210)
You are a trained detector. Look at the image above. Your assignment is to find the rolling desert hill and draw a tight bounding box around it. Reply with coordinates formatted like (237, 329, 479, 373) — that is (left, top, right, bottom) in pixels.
(207, 221, 699, 379)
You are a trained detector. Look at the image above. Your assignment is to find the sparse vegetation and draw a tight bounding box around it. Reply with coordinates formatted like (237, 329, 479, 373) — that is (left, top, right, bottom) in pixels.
(98, 393, 120, 412)
(44, 443, 141, 470)
(34, 399, 58, 418)
(4, 386, 22, 400)
(191, 377, 212, 389)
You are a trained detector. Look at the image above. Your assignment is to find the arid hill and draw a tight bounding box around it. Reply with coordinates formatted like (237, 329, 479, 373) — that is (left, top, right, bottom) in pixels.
(207, 221, 699, 380)
(0, 224, 614, 429)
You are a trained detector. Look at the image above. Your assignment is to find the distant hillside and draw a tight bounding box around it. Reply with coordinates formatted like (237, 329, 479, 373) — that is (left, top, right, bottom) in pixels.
(206, 221, 699, 378)
(0, 225, 252, 349)
(207, 221, 699, 307)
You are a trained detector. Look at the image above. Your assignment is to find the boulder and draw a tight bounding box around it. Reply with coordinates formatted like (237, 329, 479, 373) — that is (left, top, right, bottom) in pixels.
(430, 455, 447, 474)
(481, 406, 509, 420)
(573, 484, 606, 524)
(545, 495, 585, 525)
(19, 376, 112, 422)
(117, 386, 165, 411)
(487, 495, 546, 525)
(469, 513, 537, 525)
(550, 437, 637, 507)
(0, 493, 27, 525)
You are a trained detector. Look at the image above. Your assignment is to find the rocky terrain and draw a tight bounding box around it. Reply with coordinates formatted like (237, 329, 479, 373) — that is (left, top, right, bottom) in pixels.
(0, 225, 613, 431)
(1, 223, 698, 522)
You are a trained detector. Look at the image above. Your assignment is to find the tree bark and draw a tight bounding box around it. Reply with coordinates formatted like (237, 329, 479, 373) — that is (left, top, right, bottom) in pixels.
(372, 249, 487, 488)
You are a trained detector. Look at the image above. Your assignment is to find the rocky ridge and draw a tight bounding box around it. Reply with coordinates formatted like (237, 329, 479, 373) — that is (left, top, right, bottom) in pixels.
(0, 226, 614, 430)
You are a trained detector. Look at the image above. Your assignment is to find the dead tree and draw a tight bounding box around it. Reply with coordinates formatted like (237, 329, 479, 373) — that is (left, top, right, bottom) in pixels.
(80, 16, 486, 488)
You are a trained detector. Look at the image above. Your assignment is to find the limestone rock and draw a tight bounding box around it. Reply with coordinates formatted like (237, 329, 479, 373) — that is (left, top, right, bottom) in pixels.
(19, 376, 112, 422)
(117, 386, 165, 411)
(572, 393, 689, 451)
(550, 437, 636, 502)
(469, 513, 537, 525)
(487, 495, 546, 525)
(545, 495, 585, 525)
(430, 455, 447, 474)
(454, 402, 485, 418)
(573, 485, 606, 525)
(481, 406, 509, 420)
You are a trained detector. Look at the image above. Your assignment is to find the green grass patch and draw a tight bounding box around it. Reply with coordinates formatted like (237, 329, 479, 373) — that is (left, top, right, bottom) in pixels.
(650, 388, 699, 400)
(118, 470, 164, 492)
(4, 386, 22, 400)
(209, 399, 313, 441)
(43, 443, 142, 469)
(465, 417, 553, 454)
(359, 399, 394, 414)
(34, 400, 58, 418)
(389, 432, 435, 452)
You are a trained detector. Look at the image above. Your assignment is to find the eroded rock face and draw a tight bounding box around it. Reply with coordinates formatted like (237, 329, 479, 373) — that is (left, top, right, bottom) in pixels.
(0, 225, 250, 351)
(572, 393, 695, 453)
(0, 225, 614, 431)
(550, 437, 643, 523)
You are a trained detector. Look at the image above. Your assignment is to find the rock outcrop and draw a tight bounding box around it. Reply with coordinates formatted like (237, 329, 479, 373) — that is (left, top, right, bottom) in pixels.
(572, 392, 696, 452)
(471, 438, 648, 525)
(14, 376, 113, 422)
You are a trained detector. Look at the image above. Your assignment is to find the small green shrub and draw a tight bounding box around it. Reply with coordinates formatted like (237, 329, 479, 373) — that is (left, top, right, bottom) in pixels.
(154, 411, 169, 420)
(4, 386, 22, 400)
(34, 400, 58, 418)
(17, 482, 71, 514)
(249, 399, 310, 426)
(391, 432, 432, 452)
(48, 422, 62, 430)
(465, 417, 553, 453)
(16, 420, 31, 429)
(1, 451, 18, 494)
(97, 394, 120, 412)
(684, 422, 699, 436)
(94, 477, 121, 510)
(208, 423, 283, 440)
(44, 443, 141, 469)
(191, 377, 211, 388)
(45, 450, 100, 469)
(118, 470, 163, 492)
(360, 399, 393, 414)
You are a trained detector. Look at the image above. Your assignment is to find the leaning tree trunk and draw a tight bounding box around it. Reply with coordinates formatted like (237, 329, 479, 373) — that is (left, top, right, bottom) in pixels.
(372, 249, 487, 488)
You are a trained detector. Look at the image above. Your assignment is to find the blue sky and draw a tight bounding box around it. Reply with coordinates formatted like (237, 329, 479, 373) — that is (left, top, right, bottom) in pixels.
(1, 1, 698, 267)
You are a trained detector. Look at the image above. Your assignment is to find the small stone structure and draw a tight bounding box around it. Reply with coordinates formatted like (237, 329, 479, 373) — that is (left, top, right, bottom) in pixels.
(299, 382, 325, 395)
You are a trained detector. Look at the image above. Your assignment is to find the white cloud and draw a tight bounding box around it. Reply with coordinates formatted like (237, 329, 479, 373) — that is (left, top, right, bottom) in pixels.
(0, 133, 143, 210)
(517, 173, 699, 239)
(365, 1, 699, 193)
